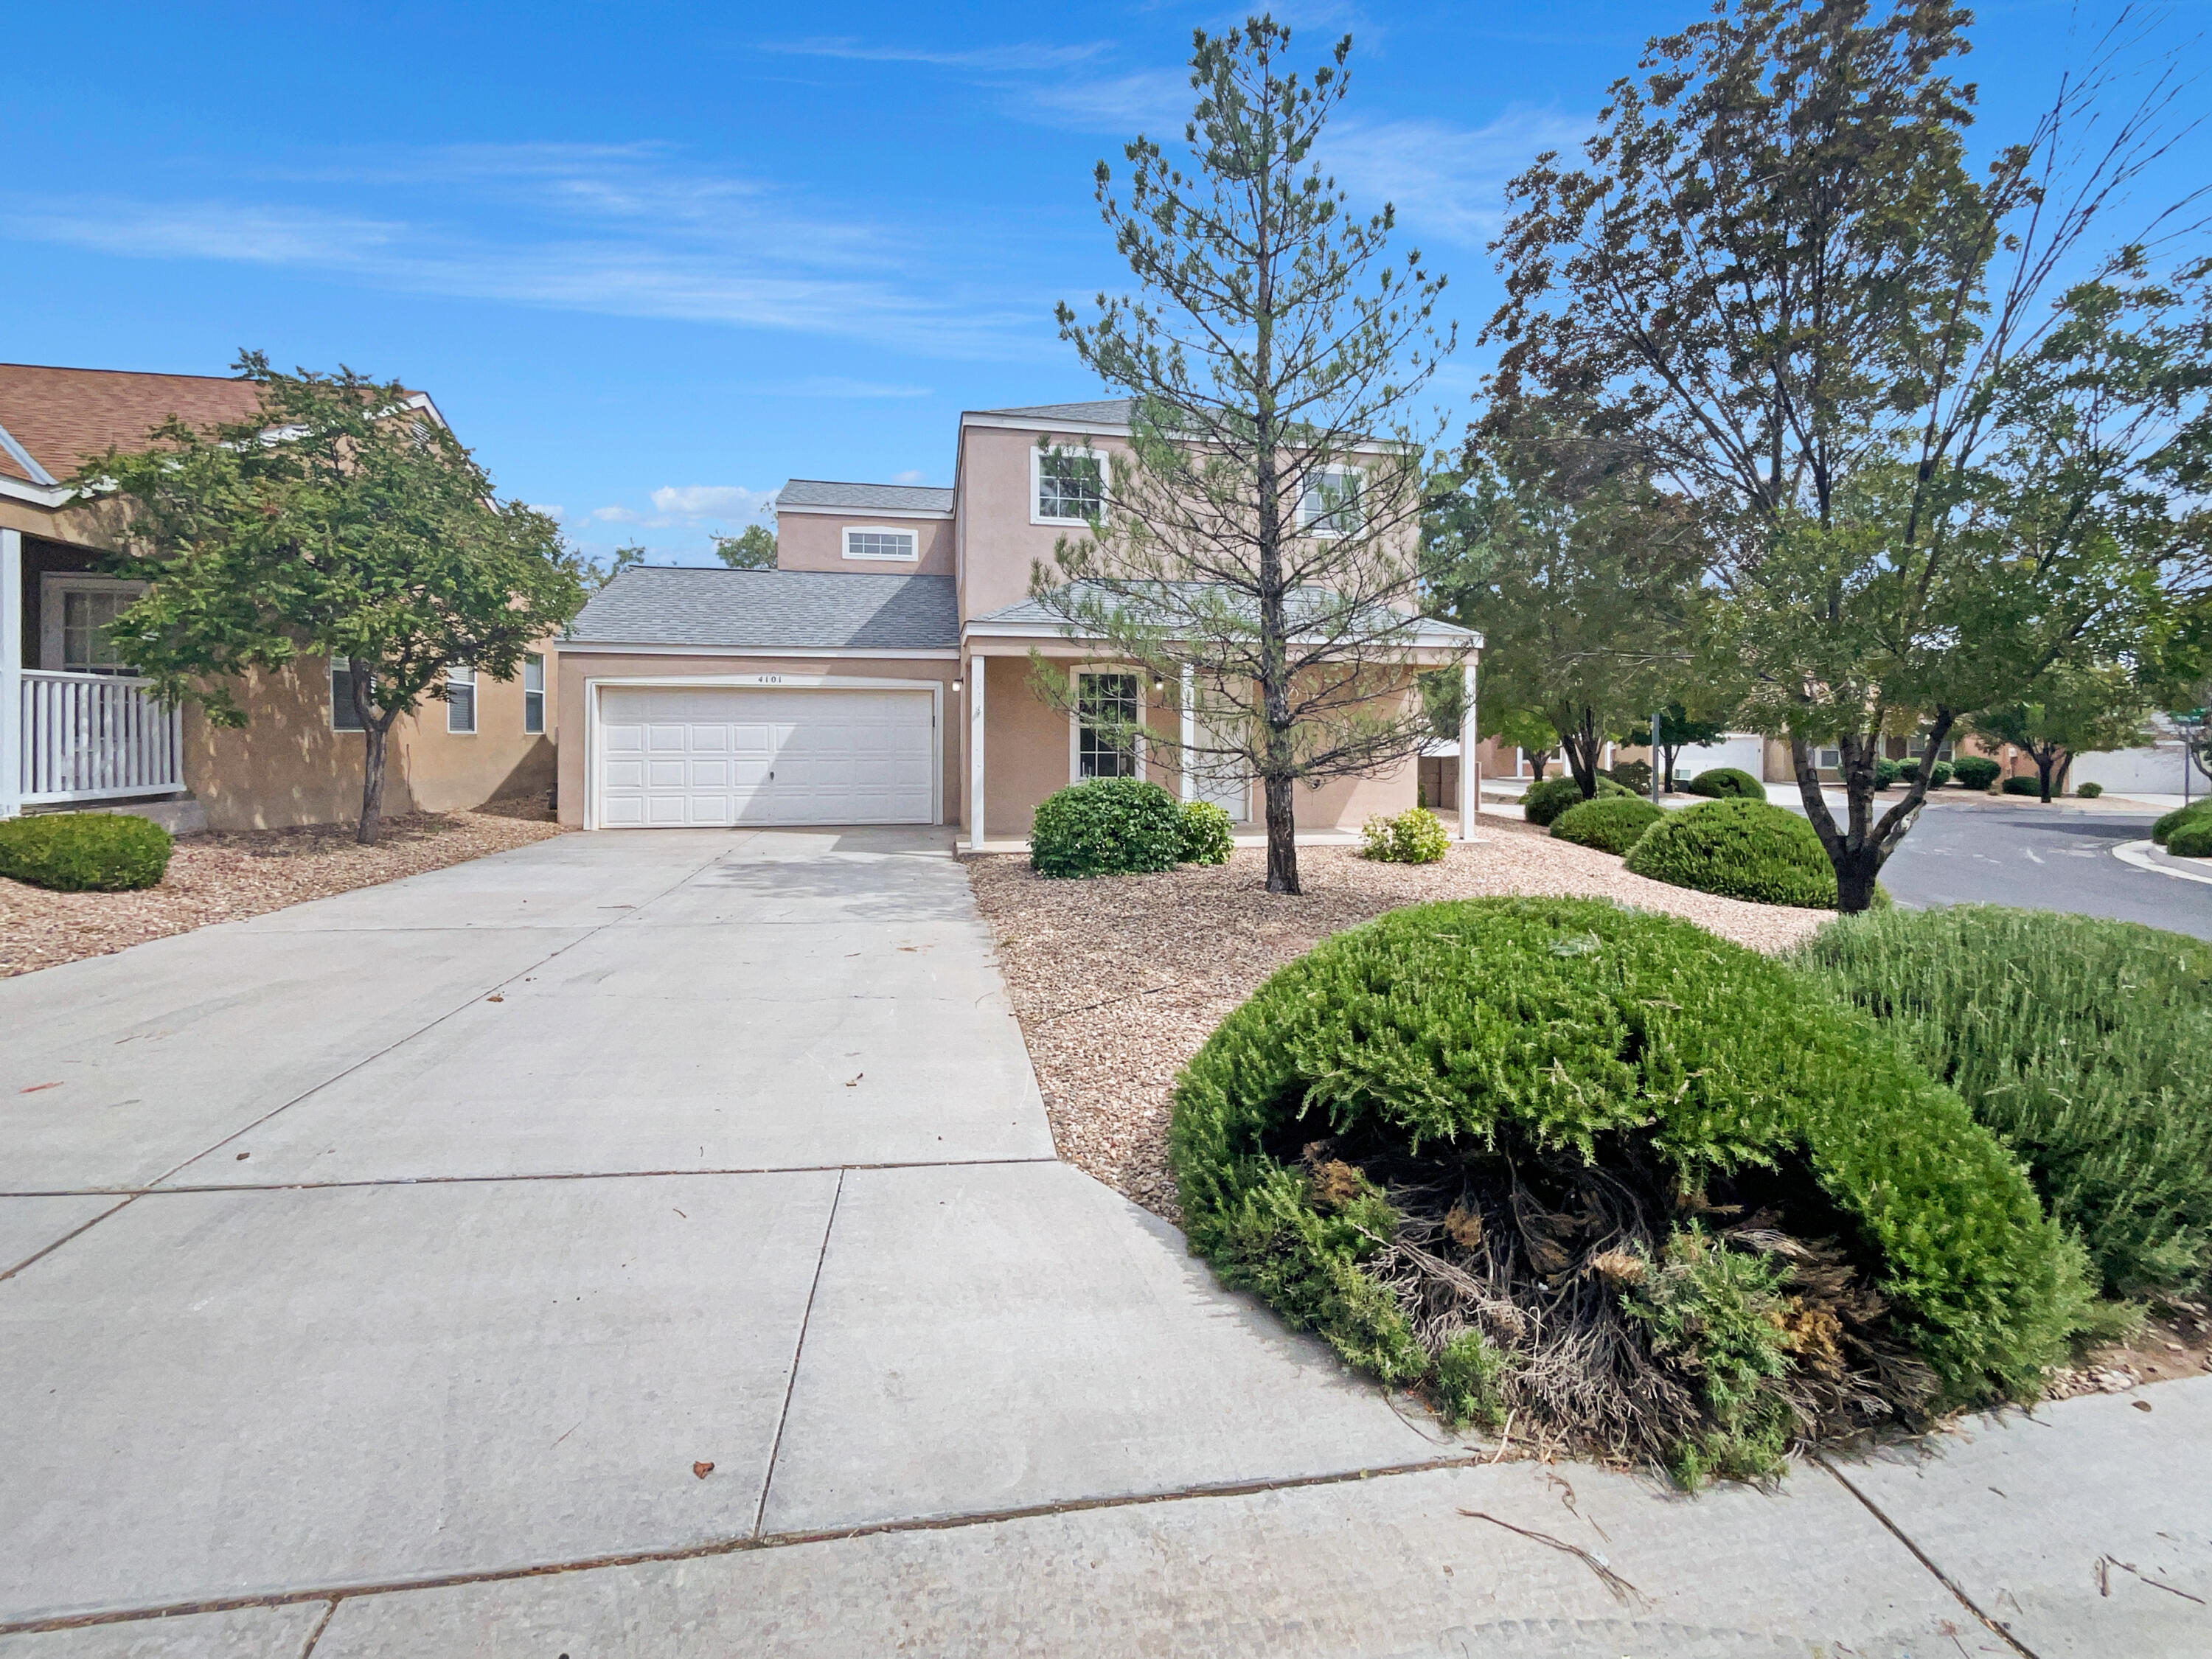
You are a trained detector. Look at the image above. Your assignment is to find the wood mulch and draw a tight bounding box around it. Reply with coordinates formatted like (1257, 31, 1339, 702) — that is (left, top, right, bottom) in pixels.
(0, 797, 563, 978)
(967, 815, 1832, 1225)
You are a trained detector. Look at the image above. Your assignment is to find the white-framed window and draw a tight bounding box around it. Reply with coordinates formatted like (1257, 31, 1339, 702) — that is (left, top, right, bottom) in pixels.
(1906, 733, 1955, 762)
(842, 527, 919, 561)
(329, 656, 372, 732)
(38, 574, 146, 675)
(1298, 466, 1365, 538)
(1815, 745, 1842, 772)
(1073, 669, 1143, 781)
(522, 653, 545, 734)
(1032, 448, 1105, 526)
(445, 664, 477, 734)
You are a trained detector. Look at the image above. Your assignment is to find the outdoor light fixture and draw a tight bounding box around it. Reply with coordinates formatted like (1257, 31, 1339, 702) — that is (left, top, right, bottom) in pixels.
(952, 677, 963, 692)
(1153, 675, 1165, 693)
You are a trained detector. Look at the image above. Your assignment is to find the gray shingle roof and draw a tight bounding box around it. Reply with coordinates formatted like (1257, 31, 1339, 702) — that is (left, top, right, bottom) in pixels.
(776, 478, 954, 514)
(970, 398, 1135, 426)
(567, 568, 958, 650)
(972, 581, 1481, 644)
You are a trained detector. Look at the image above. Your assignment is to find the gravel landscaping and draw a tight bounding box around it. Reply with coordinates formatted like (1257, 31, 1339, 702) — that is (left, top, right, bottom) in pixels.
(0, 798, 563, 978)
(967, 815, 1830, 1222)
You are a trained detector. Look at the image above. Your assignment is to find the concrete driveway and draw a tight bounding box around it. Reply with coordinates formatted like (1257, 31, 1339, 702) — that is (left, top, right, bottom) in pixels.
(3, 827, 2207, 1657)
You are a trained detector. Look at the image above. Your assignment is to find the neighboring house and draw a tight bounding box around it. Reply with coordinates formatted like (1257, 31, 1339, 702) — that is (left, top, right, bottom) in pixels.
(0, 364, 557, 830)
(557, 399, 1480, 841)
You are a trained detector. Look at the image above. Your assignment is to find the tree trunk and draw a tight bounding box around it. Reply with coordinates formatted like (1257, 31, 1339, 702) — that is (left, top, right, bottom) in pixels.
(1262, 768, 1299, 895)
(1790, 715, 1951, 916)
(357, 720, 390, 846)
(1559, 711, 1604, 799)
(2034, 745, 2060, 803)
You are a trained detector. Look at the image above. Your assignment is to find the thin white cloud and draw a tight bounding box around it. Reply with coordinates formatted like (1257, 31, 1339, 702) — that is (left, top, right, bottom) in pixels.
(1324, 108, 1589, 243)
(761, 37, 1105, 71)
(649, 484, 777, 520)
(1011, 69, 1196, 135)
(891, 469, 928, 485)
(736, 375, 933, 399)
(0, 144, 1030, 358)
(589, 505, 645, 524)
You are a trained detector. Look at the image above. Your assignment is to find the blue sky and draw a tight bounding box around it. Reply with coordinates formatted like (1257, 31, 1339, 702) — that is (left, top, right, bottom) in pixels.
(7, 1, 2205, 569)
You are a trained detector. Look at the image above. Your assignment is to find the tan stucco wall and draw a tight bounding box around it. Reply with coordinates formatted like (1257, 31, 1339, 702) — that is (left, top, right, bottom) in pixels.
(955, 423, 1136, 622)
(182, 653, 554, 831)
(554, 650, 961, 830)
(775, 511, 954, 575)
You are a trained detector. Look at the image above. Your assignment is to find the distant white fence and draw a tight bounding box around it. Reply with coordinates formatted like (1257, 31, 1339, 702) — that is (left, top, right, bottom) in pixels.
(18, 669, 187, 805)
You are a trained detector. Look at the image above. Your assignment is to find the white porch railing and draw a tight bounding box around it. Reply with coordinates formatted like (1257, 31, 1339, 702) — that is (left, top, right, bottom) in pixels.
(18, 670, 187, 806)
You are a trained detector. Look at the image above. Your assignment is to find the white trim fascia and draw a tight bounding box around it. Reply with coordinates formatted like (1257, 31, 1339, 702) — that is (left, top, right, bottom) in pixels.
(961, 412, 1130, 439)
(0, 420, 57, 487)
(559, 641, 959, 659)
(581, 670, 946, 832)
(775, 502, 954, 523)
(0, 473, 74, 508)
(959, 617, 1482, 648)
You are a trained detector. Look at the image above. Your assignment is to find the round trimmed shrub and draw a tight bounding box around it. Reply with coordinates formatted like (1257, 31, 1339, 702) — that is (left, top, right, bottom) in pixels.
(1624, 797, 1852, 909)
(1874, 758, 1905, 790)
(1685, 767, 1765, 801)
(1929, 761, 1955, 788)
(1029, 779, 1184, 878)
(1605, 759, 1652, 796)
(1550, 795, 1663, 856)
(2075, 780, 2101, 798)
(1170, 899, 2088, 1461)
(2152, 801, 2212, 846)
(1178, 799, 1234, 866)
(2171, 818, 2212, 859)
(0, 812, 173, 892)
(1360, 805, 1448, 864)
(1952, 756, 2002, 792)
(2001, 775, 2043, 797)
(1522, 771, 1632, 827)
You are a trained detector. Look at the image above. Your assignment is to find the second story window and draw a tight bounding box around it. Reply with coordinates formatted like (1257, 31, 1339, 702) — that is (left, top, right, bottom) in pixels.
(844, 528, 918, 560)
(522, 653, 545, 734)
(1298, 466, 1365, 538)
(445, 664, 476, 734)
(1034, 450, 1104, 524)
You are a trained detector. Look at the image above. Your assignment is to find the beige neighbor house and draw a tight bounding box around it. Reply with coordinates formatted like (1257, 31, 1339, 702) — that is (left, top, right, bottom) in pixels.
(0, 364, 557, 832)
(557, 399, 1482, 843)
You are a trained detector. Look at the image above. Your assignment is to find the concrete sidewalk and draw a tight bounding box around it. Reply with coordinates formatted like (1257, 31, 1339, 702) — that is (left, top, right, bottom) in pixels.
(2, 827, 2207, 1656)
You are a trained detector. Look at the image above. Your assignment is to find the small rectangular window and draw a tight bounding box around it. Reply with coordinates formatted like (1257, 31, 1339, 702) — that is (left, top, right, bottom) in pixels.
(1815, 745, 1841, 772)
(843, 528, 919, 560)
(1036, 452, 1104, 523)
(1298, 467, 1365, 537)
(446, 664, 476, 734)
(330, 657, 369, 732)
(1077, 672, 1141, 779)
(523, 653, 545, 735)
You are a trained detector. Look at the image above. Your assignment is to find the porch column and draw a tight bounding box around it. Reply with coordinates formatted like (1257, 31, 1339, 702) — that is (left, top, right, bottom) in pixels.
(1178, 664, 1196, 804)
(0, 528, 19, 821)
(967, 653, 986, 853)
(1456, 656, 1478, 838)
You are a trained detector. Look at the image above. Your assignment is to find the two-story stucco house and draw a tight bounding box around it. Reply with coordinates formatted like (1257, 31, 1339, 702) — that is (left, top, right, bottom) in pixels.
(556, 399, 1483, 844)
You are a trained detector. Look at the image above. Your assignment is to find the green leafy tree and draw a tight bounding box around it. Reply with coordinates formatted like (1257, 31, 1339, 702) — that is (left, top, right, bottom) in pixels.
(592, 545, 647, 589)
(1971, 667, 2152, 802)
(1425, 418, 1705, 801)
(1484, 0, 2211, 910)
(80, 354, 586, 845)
(1656, 702, 1731, 793)
(713, 524, 776, 568)
(1033, 18, 1459, 895)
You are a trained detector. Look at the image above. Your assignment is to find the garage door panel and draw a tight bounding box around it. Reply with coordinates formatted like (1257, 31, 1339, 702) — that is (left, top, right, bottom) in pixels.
(599, 686, 935, 829)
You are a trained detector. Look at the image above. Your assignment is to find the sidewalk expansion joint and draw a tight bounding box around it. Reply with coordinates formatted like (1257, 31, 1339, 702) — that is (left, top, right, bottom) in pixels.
(1812, 1453, 2042, 1659)
(0, 1158, 1062, 1201)
(752, 1166, 845, 1537)
(0, 1453, 1492, 1638)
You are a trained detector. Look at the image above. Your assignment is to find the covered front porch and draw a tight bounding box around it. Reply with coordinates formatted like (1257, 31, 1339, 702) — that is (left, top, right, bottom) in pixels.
(957, 627, 1481, 851)
(1, 526, 189, 821)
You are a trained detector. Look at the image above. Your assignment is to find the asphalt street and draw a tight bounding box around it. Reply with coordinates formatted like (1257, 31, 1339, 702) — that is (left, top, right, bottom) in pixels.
(1873, 799, 2212, 938)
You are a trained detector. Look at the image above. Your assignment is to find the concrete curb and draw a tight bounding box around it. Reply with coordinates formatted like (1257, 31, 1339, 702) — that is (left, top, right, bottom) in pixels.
(2112, 838, 2212, 887)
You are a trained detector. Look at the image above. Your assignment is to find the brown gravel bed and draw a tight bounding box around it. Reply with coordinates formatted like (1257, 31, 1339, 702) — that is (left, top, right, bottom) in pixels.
(967, 816, 1831, 1224)
(0, 799, 563, 978)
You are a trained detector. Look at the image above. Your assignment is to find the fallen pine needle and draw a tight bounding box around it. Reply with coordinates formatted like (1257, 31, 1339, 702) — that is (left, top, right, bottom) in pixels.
(1458, 1509, 1645, 1606)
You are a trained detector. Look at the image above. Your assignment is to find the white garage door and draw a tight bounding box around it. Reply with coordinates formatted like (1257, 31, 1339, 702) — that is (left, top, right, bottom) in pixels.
(597, 686, 936, 828)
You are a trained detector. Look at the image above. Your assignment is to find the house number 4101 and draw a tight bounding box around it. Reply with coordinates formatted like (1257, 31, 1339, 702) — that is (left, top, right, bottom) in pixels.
(753, 675, 783, 684)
